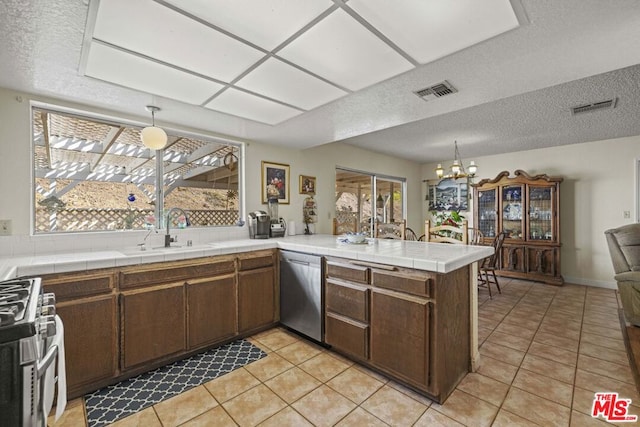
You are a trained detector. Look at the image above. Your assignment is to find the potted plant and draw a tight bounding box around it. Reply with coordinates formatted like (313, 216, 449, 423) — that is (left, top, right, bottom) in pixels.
(431, 210, 465, 227)
(430, 210, 466, 239)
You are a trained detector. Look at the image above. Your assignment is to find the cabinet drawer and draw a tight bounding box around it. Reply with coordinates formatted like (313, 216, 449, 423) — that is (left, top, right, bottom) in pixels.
(371, 269, 433, 298)
(120, 258, 235, 289)
(326, 261, 370, 284)
(238, 252, 274, 271)
(326, 279, 369, 322)
(42, 272, 114, 300)
(325, 312, 369, 360)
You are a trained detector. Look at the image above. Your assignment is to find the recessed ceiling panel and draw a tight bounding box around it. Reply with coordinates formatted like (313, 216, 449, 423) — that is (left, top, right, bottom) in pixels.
(92, 0, 263, 82)
(348, 0, 519, 65)
(205, 89, 302, 125)
(277, 9, 414, 91)
(85, 43, 224, 105)
(236, 58, 347, 110)
(164, 0, 333, 51)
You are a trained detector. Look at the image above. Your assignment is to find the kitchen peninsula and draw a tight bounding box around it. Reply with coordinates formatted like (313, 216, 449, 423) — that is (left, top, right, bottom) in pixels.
(0, 235, 492, 403)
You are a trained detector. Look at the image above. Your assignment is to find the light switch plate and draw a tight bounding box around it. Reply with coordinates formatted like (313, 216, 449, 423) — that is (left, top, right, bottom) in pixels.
(0, 219, 12, 235)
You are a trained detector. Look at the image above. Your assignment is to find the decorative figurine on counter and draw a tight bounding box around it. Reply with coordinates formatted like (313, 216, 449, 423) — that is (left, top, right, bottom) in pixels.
(303, 196, 317, 235)
(304, 214, 312, 235)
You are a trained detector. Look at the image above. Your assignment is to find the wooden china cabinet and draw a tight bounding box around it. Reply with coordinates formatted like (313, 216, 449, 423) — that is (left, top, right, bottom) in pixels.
(473, 170, 563, 285)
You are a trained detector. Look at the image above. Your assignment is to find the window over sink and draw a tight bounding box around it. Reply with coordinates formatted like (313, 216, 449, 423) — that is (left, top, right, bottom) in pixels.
(31, 104, 243, 234)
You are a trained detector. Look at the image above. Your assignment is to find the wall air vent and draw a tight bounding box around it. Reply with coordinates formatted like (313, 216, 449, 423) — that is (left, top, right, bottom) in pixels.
(571, 98, 617, 115)
(414, 80, 458, 102)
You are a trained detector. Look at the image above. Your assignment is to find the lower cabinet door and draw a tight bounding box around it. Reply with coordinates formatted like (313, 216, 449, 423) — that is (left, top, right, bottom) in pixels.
(370, 288, 430, 389)
(325, 312, 369, 360)
(187, 275, 237, 349)
(501, 245, 525, 273)
(238, 267, 275, 332)
(56, 295, 117, 395)
(526, 246, 558, 276)
(121, 284, 186, 369)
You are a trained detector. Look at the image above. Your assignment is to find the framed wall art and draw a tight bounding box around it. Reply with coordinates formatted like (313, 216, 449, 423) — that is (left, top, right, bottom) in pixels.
(299, 175, 316, 195)
(427, 177, 469, 212)
(262, 161, 290, 204)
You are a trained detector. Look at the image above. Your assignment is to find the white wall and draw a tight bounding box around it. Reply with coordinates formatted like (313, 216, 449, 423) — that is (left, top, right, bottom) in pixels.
(244, 141, 423, 235)
(421, 137, 640, 288)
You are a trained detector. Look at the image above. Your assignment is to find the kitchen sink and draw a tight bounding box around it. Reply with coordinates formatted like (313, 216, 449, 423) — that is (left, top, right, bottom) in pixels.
(119, 243, 214, 256)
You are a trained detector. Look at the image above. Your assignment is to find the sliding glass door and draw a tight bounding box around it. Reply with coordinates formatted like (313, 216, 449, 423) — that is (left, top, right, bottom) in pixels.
(335, 168, 405, 237)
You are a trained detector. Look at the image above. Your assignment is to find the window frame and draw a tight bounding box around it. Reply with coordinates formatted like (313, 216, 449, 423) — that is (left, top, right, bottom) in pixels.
(335, 166, 407, 237)
(30, 101, 245, 235)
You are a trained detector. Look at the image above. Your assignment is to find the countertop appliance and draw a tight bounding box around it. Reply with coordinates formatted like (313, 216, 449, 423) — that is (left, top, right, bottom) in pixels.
(270, 218, 287, 238)
(267, 198, 286, 238)
(280, 250, 322, 342)
(247, 211, 270, 239)
(0, 277, 64, 427)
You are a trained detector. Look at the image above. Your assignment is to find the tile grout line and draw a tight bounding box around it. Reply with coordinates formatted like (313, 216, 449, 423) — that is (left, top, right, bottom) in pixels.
(565, 282, 588, 427)
(485, 279, 555, 426)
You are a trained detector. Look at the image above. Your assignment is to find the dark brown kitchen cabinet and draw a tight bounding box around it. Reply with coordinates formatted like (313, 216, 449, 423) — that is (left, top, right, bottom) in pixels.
(121, 283, 186, 369)
(187, 275, 237, 349)
(325, 312, 369, 359)
(56, 296, 118, 396)
(119, 257, 235, 290)
(324, 259, 372, 361)
(238, 250, 277, 333)
(325, 277, 370, 360)
(39, 251, 279, 400)
(323, 257, 469, 403)
(473, 170, 563, 285)
(370, 288, 430, 389)
(42, 270, 118, 399)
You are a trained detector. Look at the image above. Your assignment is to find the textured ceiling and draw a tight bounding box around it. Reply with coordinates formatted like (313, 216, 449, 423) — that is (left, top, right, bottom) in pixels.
(0, 0, 639, 164)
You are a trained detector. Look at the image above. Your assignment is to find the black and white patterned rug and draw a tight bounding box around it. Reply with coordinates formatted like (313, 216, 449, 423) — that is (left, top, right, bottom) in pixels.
(85, 339, 266, 427)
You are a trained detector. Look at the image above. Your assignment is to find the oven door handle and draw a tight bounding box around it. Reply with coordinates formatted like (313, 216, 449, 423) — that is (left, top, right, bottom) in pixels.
(37, 344, 58, 378)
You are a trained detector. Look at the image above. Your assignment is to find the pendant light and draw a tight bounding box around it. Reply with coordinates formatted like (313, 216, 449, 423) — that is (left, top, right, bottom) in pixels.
(140, 105, 167, 150)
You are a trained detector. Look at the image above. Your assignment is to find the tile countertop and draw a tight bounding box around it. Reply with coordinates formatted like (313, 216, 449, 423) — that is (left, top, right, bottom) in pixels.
(0, 234, 493, 281)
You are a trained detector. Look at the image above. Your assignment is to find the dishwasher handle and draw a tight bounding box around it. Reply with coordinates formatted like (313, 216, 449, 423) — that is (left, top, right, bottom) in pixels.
(280, 250, 321, 267)
(286, 259, 311, 266)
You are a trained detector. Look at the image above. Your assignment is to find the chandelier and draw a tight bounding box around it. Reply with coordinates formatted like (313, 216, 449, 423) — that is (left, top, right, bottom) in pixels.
(435, 141, 477, 179)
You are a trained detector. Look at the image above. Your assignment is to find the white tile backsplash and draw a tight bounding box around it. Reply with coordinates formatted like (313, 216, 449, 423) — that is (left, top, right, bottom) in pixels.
(0, 225, 250, 258)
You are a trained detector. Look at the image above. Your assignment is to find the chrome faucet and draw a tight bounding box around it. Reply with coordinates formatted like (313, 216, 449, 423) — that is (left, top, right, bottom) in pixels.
(165, 207, 190, 247)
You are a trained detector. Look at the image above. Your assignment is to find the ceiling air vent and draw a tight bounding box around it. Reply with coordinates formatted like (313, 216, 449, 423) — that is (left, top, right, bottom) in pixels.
(414, 80, 458, 102)
(571, 98, 617, 115)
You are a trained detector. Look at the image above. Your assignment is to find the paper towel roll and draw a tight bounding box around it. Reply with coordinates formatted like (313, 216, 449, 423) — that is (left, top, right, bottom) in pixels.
(43, 315, 67, 421)
(55, 315, 67, 420)
(288, 220, 296, 236)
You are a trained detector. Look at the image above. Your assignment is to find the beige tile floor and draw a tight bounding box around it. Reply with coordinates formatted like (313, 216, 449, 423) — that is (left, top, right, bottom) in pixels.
(50, 278, 640, 426)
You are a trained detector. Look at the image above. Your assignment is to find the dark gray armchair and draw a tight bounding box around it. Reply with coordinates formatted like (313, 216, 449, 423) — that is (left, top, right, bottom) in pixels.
(605, 223, 640, 326)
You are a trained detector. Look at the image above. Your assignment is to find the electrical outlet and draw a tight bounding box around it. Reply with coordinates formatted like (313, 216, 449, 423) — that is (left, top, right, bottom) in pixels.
(0, 219, 12, 236)
(624, 211, 631, 219)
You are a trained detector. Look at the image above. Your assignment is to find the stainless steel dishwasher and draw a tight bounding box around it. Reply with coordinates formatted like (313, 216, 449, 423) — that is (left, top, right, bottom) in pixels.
(280, 250, 323, 342)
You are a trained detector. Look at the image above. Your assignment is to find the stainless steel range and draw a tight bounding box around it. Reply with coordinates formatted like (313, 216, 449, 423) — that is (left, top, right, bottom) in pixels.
(0, 277, 65, 427)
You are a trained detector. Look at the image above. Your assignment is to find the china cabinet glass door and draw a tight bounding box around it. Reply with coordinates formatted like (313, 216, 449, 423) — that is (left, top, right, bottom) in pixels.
(477, 188, 497, 238)
(528, 186, 555, 241)
(501, 185, 524, 239)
